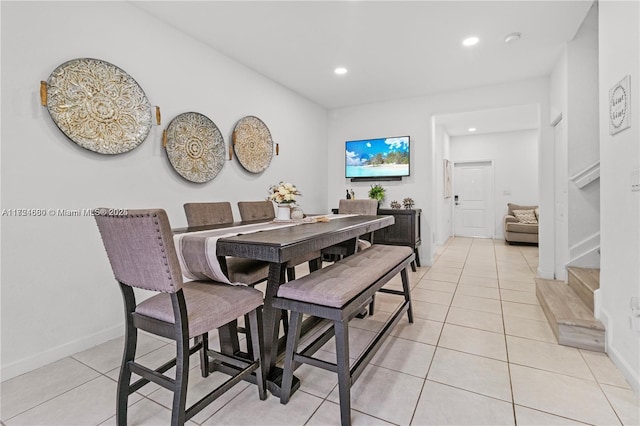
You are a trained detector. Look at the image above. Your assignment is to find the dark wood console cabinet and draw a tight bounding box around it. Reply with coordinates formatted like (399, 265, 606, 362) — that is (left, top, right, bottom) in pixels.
(330, 207, 422, 270)
(374, 208, 421, 271)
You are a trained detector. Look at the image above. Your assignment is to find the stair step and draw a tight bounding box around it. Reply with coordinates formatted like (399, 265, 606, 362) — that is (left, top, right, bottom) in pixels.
(568, 266, 600, 291)
(567, 266, 600, 312)
(535, 278, 605, 352)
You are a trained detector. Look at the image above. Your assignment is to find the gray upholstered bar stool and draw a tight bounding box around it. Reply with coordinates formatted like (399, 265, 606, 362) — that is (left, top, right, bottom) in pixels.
(184, 201, 234, 226)
(184, 202, 269, 285)
(237, 201, 323, 280)
(95, 208, 266, 426)
(323, 198, 380, 315)
(337, 198, 378, 251)
(237, 200, 277, 222)
(184, 201, 287, 344)
(323, 198, 379, 259)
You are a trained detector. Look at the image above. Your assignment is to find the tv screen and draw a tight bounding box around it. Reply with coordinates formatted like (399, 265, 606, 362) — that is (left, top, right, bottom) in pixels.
(345, 136, 410, 179)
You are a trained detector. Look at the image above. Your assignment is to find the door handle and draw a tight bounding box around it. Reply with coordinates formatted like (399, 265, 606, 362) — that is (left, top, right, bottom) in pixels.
(454, 195, 460, 206)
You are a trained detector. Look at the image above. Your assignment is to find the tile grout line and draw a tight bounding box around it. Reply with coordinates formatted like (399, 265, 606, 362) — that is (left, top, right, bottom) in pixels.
(306, 263, 432, 425)
(433, 238, 472, 351)
(503, 243, 614, 425)
(2, 374, 111, 425)
(577, 349, 627, 425)
(408, 236, 470, 425)
(1, 353, 113, 424)
(7, 238, 633, 426)
(495, 238, 519, 425)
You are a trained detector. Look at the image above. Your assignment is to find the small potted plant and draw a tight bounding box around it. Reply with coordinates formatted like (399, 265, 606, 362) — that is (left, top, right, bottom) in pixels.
(368, 184, 386, 206)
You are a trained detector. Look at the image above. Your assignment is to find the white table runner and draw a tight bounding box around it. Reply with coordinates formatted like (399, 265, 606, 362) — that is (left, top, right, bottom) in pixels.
(173, 214, 354, 284)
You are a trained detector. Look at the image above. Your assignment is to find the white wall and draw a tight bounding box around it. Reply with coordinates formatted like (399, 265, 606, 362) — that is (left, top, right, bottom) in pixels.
(549, 48, 567, 125)
(434, 125, 452, 245)
(545, 49, 567, 280)
(549, 3, 600, 272)
(450, 130, 539, 239)
(566, 4, 600, 266)
(327, 78, 552, 267)
(549, 39, 570, 281)
(597, 0, 640, 393)
(1, 1, 328, 379)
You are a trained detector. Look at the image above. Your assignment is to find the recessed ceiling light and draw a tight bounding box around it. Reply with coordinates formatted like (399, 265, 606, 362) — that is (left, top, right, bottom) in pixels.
(462, 36, 479, 47)
(334, 67, 348, 75)
(504, 32, 521, 44)
(468, 127, 477, 132)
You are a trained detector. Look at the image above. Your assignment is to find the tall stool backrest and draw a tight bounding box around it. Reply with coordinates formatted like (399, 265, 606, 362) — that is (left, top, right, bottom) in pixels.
(95, 208, 183, 293)
(238, 201, 275, 222)
(338, 199, 378, 215)
(184, 202, 234, 227)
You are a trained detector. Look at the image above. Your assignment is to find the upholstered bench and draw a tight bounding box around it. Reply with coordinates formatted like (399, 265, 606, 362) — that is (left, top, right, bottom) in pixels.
(272, 244, 414, 426)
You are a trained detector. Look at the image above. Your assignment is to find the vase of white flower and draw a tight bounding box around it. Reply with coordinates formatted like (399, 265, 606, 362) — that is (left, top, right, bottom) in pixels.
(268, 181, 301, 220)
(277, 204, 291, 220)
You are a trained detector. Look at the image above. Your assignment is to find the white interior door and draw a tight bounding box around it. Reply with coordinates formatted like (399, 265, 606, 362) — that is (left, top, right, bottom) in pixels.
(453, 162, 494, 238)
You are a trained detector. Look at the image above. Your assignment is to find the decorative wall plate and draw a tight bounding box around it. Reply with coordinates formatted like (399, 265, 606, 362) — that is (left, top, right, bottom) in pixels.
(165, 112, 225, 183)
(45, 58, 152, 154)
(232, 116, 273, 173)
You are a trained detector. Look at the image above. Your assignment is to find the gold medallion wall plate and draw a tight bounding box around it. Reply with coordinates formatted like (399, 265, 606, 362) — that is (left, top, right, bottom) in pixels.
(165, 112, 225, 183)
(232, 116, 273, 173)
(45, 58, 152, 154)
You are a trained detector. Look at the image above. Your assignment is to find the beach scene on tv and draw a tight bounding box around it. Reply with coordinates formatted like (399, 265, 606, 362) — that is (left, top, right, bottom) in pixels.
(345, 136, 410, 178)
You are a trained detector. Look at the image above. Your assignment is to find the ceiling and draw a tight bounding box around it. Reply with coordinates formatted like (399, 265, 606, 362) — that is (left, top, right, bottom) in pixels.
(132, 0, 593, 133)
(436, 104, 539, 136)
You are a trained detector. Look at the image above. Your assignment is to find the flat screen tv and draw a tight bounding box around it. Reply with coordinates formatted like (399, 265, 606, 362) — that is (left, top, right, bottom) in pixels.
(345, 135, 410, 180)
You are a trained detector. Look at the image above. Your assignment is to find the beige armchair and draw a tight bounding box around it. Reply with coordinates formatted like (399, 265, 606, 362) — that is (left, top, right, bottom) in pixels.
(504, 203, 539, 244)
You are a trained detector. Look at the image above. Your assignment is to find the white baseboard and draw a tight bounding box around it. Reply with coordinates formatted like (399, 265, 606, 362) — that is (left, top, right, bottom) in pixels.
(422, 251, 434, 267)
(415, 249, 429, 268)
(593, 289, 601, 320)
(598, 308, 640, 394)
(537, 266, 555, 279)
(1, 324, 124, 382)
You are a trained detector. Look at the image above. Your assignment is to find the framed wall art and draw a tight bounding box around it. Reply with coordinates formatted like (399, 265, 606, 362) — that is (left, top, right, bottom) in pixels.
(444, 159, 453, 198)
(232, 116, 273, 173)
(609, 75, 631, 135)
(43, 58, 152, 154)
(164, 112, 225, 183)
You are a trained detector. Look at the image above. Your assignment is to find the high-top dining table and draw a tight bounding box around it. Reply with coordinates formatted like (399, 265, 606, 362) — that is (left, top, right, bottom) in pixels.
(173, 214, 394, 396)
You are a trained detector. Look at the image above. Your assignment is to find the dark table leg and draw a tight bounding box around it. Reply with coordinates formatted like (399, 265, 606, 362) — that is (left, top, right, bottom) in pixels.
(262, 263, 301, 397)
(263, 263, 284, 370)
(215, 256, 242, 356)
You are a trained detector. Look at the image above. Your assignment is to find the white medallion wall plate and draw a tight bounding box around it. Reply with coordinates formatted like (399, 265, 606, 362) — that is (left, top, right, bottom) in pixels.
(165, 112, 225, 183)
(45, 58, 152, 154)
(609, 75, 631, 135)
(232, 116, 273, 173)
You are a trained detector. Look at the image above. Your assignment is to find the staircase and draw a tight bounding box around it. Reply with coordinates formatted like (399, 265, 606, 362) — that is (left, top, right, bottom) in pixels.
(535, 267, 605, 352)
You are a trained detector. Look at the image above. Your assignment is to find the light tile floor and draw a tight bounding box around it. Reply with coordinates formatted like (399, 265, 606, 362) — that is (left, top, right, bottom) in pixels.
(2, 237, 639, 425)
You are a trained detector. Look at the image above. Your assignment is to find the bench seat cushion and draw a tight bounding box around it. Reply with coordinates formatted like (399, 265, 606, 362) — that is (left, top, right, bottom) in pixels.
(277, 245, 412, 308)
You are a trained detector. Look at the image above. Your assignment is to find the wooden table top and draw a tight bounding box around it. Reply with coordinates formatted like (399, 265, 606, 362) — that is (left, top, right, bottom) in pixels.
(216, 215, 394, 263)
